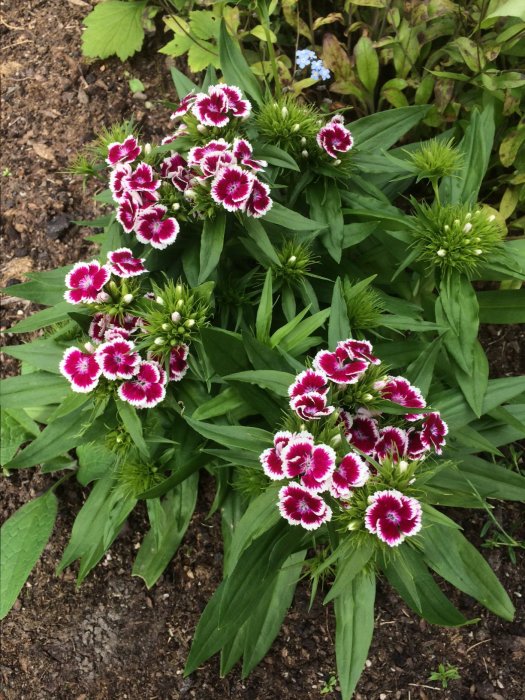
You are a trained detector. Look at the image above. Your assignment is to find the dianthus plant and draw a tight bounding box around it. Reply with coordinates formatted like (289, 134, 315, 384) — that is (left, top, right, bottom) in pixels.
(185, 338, 517, 699)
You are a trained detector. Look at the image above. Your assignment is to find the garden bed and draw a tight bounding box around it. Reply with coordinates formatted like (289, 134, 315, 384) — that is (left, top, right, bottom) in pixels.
(1, 2, 523, 699)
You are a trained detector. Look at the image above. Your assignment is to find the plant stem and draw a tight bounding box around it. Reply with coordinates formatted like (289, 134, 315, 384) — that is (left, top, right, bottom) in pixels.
(257, 2, 281, 97)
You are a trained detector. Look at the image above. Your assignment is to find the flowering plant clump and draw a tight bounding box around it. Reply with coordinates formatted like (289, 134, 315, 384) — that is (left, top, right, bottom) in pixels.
(260, 338, 447, 538)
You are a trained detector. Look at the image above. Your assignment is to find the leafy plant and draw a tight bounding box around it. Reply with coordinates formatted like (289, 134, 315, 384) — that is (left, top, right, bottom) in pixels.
(428, 662, 461, 689)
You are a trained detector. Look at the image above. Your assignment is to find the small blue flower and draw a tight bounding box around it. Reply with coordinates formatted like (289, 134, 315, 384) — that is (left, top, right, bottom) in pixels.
(310, 59, 331, 81)
(296, 49, 317, 70)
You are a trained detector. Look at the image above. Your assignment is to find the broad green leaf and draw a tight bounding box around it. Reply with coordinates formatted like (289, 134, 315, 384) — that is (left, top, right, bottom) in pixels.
(383, 546, 473, 626)
(308, 180, 344, 262)
(2, 338, 66, 374)
(133, 473, 199, 588)
(77, 442, 116, 486)
(263, 202, 327, 231)
(224, 370, 294, 397)
(0, 408, 39, 466)
(478, 289, 525, 324)
(82, 1, 147, 61)
(253, 144, 300, 171)
(256, 269, 273, 342)
(7, 406, 88, 469)
(324, 540, 374, 604)
(198, 213, 226, 284)
(185, 581, 233, 675)
(453, 341, 489, 417)
(354, 36, 378, 92)
(335, 569, 376, 700)
(5, 266, 72, 305)
(405, 336, 442, 396)
(218, 20, 263, 104)
(9, 302, 71, 334)
(351, 106, 430, 152)
(277, 308, 331, 353)
(482, 0, 525, 25)
(422, 523, 515, 621)
(437, 273, 479, 374)
(185, 417, 273, 452)
(328, 278, 350, 350)
(117, 400, 148, 458)
(200, 327, 249, 376)
(440, 103, 495, 204)
(0, 490, 58, 619)
(243, 219, 281, 266)
(192, 387, 249, 421)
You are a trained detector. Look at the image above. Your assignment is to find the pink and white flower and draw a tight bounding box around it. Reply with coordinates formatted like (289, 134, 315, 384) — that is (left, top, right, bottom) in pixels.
(278, 483, 332, 530)
(218, 85, 251, 118)
(60, 347, 102, 393)
(343, 413, 379, 454)
(340, 339, 381, 366)
(135, 205, 179, 249)
(329, 453, 370, 499)
(106, 136, 141, 166)
(187, 139, 230, 167)
(232, 138, 267, 171)
(290, 392, 335, 421)
(116, 193, 140, 233)
(421, 412, 448, 454)
(245, 179, 272, 218)
(199, 149, 235, 179)
(118, 360, 166, 409)
(375, 426, 408, 463)
(107, 248, 146, 278)
(122, 162, 160, 194)
(380, 376, 426, 420)
(316, 117, 354, 159)
(110, 163, 132, 202)
(260, 430, 295, 481)
(313, 347, 368, 384)
(169, 344, 189, 382)
(288, 368, 328, 399)
(160, 153, 192, 191)
(210, 165, 254, 212)
(193, 87, 231, 127)
(406, 428, 430, 459)
(95, 338, 140, 380)
(171, 92, 197, 118)
(365, 490, 422, 546)
(281, 436, 336, 492)
(64, 261, 110, 304)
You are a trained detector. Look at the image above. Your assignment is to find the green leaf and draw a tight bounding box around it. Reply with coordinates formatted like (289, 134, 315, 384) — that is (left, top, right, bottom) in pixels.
(218, 20, 263, 104)
(9, 302, 71, 334)
(198, 212, 226, 284)
(185, 417, 273, 452)
(192, 387, 249, 421)
(308, 180, 344, 262)
(82, 1, 147, 61)
(224, 370, 294, 397)
(351, 106, 430, 152)
(436, 273, 479, 374)
(422, 523, 515, 621)
(77, 442, 116, 486)
(335, 569, 376, 700)
(383, 546, 473, 627)
(263, 202, 327, 231)
(276, 308, 331, 354)
(2, 338, 66, 374)
(256, 268, 273, 342)
(354, 36, 379, 92)
(328, 278, 350, 350)
(252, 144, 300, 171)
(132, 473, 199, 588)
(440, 103, 495, 205)
(117, 400, 148, 457)
(0, 490, 58, 619)
(5, 265, 72, 305)
(0, 408, 39, 466)
(405, 336, 442, 396)
(169, 67, 197, 98)
(324, 540, 374, 604)
(453, 341, 489, 418)
(200, 327, 249, 376)
(7, 406, 88, 469)
(0, 372, 68, 409)
(477, 289, 525, 324)
(243, 219, 281, 266)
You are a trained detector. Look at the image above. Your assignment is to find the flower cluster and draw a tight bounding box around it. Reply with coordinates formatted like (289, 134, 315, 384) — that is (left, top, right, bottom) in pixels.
(259, 338, 448, 546)
(316, 115, 354, 160)
(296, 49, 331, 81)
(59, 254, 204, 409)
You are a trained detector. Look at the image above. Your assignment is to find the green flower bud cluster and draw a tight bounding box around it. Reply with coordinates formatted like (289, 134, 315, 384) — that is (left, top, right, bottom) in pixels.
(407, 137, 463, 182)
(138, 279, 210, 360)
(412, 202, 504, 275)
(272, 240, 316, 286)
(343, 278, 385, 331)
(254, 96, 320, 159)
(94, 278, 141, 320)
(115, 458, 164, 499)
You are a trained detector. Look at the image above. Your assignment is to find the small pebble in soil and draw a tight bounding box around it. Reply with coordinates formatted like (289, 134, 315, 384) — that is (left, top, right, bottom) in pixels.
(46, 213, 70, 239)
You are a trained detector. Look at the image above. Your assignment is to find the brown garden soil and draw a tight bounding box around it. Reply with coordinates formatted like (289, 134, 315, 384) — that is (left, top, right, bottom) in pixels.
(1, 2, 524, 699)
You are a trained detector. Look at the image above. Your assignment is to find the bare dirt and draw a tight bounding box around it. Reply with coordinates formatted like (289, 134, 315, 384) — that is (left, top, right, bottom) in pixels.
(1, 2, 524, 699)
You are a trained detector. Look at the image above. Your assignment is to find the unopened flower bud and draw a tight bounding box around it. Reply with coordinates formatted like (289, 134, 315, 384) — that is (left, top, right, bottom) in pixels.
(474, 209, 481, 216)
(185, 319, 196, 328)
(300, 137, 307, 146)
(84, 342, 95, 353)
(156, 296, 164, 305)
(176, 298, 184, 309)
(363, 393, 374, 402)
(488, 214, 496, 222)
(444, 225, 450, 232)
(453, 219, 460, 227)
(333, 158, 341, 166)
(288, 255, 297, 264)
(144, 143, 151, 155)
(301, 150, 309, 158)
(464, 238, 470, 244)
(172, 203, 180, 211)
(122, 293, 133, 304)
(97, 292, 110, 302)
(437, 248, 447, 257)
(292, 123, 300, 132)
(171, 311, 181, 323)
(116, 435, 123, 443)
(185, 189, 196, 200)
(331, 433, 342, 447)
(281, 106, 288, 117)
(463, 222, 472, 233)
(474, 249, 482, 255)
(347, 520, 361, 531)
(465, 212, 472, 220)
(398, 460, 409, 473)
(162, 323, 170, 331)
(474, 237, 481, 243)
(154, 337, 164, 346)
(197, 124, 207, 134)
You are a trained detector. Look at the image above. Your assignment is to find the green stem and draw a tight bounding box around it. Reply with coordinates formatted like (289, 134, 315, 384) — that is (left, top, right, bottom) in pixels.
(257, 2, 281, 97)
(431, 177, 440, 206)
